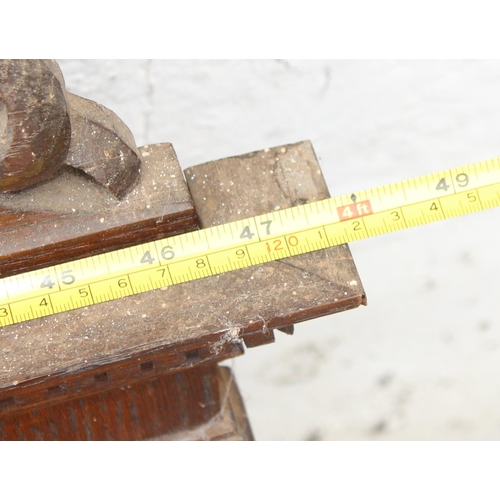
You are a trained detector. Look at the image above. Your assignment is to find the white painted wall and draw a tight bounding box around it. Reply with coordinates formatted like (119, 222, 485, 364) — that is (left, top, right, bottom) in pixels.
(57, 59, 500, 440)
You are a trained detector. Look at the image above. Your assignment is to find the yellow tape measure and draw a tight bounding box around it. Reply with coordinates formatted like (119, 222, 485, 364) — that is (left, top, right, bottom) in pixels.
(2, 156, 500, 328)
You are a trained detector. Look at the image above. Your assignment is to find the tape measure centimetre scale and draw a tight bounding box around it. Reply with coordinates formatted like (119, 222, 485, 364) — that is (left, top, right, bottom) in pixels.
(2, 156, 500, 328)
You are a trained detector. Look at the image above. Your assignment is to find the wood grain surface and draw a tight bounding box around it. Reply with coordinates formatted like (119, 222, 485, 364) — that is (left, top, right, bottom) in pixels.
(0, 143, 197, 278)
(0, 140, 366, 430)
(0, 363, 221, 440)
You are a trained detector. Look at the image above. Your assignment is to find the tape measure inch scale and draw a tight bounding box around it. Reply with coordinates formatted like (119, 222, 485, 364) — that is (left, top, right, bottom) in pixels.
(2, 156, 500, 328)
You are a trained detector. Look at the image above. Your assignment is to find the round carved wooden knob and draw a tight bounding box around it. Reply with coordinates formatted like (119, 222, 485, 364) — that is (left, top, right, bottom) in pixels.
(0, 59, 71, 192)
(0, 59, 141, 198)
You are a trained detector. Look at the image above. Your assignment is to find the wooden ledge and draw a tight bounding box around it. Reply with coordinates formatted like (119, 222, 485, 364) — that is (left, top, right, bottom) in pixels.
(0, 140, 366, 418)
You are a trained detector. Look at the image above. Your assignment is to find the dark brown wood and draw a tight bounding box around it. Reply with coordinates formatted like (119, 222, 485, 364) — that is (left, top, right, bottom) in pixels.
(213, 366, 254, 441)
(0, 336, 244, 419)
(0, 143, 197, 278)
(0, 140, 366, 424)
(2, 61, 271, 440)
(0, 60, 183, 278)
(0, 59, 141, 197)
(184, 140, 367, 347)
(0, 60, 70, 192)
(0, 363, 223, 440)
(153, 367, 254, 441)
(64, 92, 141, 198)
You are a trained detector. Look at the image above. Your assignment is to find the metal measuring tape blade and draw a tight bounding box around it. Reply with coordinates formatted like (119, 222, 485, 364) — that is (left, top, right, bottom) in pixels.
(2, 156, 500, 328)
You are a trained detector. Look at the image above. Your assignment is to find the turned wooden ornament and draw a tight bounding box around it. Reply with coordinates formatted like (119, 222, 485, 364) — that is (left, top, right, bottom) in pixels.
(0, 59, 141, 197)
(0, 59, 71, 192)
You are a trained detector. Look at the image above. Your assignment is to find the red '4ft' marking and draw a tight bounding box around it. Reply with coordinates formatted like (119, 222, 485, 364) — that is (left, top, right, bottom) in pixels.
(337, 200, 373, 221)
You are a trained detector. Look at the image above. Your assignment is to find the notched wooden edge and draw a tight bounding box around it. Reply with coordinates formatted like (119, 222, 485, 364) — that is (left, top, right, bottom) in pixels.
(0, 140, 367, 411)
(0, 336, 244, 418)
